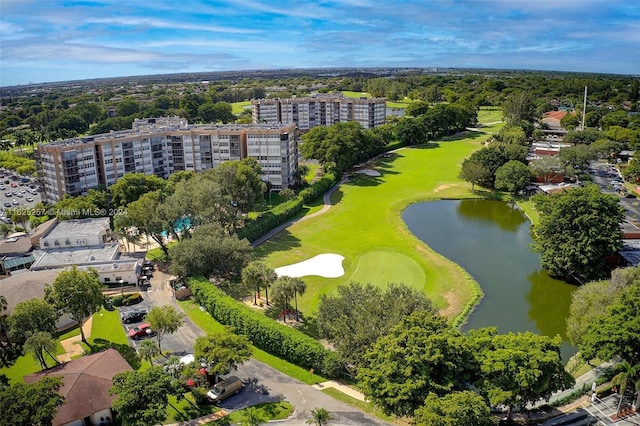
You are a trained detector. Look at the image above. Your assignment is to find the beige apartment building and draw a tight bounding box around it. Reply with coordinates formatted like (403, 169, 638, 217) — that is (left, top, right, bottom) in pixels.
(251, 94, 386, 131)
(36, 117, 298, 202)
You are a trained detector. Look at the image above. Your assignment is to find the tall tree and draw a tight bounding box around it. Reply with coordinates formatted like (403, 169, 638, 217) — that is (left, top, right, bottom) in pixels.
(528, 156, 567, 184)
(44, 266, 103, 344)
(168, 223, 252, 279)
(471, 328, 573, 418)
(357, 311, 474, 417)
(241, 261, 277, 305)
(413, 391, 493, 426)
(110, 367, 175, 426)
(0, 377, 64, 426)
(138, 339, 160, 366)
(459, 158, 491, 191)
(24, 331, 59, 369)
(503, 91, 538, 124)
(317, 282, 434, 367)
(145, 305, 184, 354)
(109, 173, 168, 208)
(579, 284, 640, 365)
(7, 298, 58, 342)
(532, 185, 624, 282)
(194, 332, 252, 383)
(494, 160, 532, 193)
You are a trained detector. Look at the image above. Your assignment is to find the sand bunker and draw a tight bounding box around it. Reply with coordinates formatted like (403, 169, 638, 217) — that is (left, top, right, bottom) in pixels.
(356, 169, 381, 177)
(275, 254, 345, 278)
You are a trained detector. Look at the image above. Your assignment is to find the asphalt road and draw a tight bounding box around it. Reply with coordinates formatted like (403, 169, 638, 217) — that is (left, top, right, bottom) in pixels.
(119, 270, 390, 425)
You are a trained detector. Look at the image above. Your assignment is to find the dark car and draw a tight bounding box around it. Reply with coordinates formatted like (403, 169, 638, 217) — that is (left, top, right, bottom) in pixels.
(121, 309, 147, 324)
(128, 322, 154, 339)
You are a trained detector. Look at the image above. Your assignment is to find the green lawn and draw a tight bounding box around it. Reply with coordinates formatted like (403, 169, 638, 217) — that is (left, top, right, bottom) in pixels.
(223, 401, 293, 424)
(0, 307, 133, 384)
(255, 133, 489, 322)
(477, 107, 504, 124)
(231, 101, 251, 116)
(301, 160, 322, 183)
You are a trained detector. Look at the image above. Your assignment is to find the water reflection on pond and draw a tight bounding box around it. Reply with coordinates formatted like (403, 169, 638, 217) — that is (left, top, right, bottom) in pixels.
(402, 199, 577, 361)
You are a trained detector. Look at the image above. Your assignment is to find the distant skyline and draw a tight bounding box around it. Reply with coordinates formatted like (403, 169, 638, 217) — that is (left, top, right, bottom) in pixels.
(1, 0, 638, 87)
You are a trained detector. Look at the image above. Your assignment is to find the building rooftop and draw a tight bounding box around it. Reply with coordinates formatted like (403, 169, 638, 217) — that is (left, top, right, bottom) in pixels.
(24, 348, 133, 426)
(0, 268, 63, 315)
(30, 243, 120, 270)
(44, 218, 110, 241)
(42, 118, 296, 147)
(0, 235, 33, 256)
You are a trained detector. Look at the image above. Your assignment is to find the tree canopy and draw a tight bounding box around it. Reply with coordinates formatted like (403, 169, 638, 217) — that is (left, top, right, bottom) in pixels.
(109, 173, 168, 208)
(168, 223, 252, 279)
(0, 377, 64, 426)
(317, 282, 435, 367)
(357, 311, 473, 417)
(532, 185, 624, 282)
(194, 331, 252, 383)
(579, 284, 640, 365)
(494, 160, 532, 193)
(7, 298, 58, 341)
(110, 367, 175, 426)
(44, 266, 103, 343)
(470, 328, 573, 412)
(413, 391, 494, 426)
(145, 305, 184, 354)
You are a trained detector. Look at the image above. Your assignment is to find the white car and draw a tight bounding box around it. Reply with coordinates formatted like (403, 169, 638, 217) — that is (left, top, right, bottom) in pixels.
(11, 199, 19, 205)
(26, 196, 33, 202)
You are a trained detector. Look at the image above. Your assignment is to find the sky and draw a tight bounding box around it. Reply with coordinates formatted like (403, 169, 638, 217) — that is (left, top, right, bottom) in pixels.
(0, 0, 638, 87)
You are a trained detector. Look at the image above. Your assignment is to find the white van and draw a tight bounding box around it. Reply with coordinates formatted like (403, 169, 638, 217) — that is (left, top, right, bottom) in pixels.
(206, 376, 243, 402)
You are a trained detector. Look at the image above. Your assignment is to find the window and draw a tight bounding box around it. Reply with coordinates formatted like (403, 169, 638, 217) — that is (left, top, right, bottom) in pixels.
(104, 277, 111, 282)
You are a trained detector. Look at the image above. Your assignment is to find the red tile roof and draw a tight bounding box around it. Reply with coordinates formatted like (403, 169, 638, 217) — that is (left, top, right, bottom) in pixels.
(543, 111, 568, 121)
(24, 349, 132, 426)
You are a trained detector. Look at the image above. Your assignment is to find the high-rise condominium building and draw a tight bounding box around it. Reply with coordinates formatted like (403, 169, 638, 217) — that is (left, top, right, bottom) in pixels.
(36, 117, 298, 202)
(251, 94, 386, 131)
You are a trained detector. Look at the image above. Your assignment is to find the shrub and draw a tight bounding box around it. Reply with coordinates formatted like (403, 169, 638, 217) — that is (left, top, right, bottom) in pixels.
(110, 295, 124, 307)
(237, 173, 337, 242)
(190, 277, 339, 377)
(124, 293, 143, 306)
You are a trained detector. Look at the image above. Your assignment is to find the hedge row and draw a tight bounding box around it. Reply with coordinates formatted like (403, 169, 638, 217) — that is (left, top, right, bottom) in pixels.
(237, 173, 337, 242)
(190, 278, 341, 377)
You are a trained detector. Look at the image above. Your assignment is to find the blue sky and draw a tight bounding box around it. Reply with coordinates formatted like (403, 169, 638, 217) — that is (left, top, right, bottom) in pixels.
(0, 0, 638, 87)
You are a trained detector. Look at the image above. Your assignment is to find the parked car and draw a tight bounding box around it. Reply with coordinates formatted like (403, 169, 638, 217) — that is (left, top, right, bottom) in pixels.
(128, 322, 153, 340)
(4, 191, 11, 197)
(26, 197, 33, 202)
(120, 309, 147, 324)
(206, 376, 244, 402)
(11, 199, 18, 205)
(3, 202, 11, 208)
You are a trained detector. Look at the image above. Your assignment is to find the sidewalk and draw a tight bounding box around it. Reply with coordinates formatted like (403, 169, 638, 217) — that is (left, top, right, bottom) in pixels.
(312, 381, 367, 402)
(58, 316, 93, 362)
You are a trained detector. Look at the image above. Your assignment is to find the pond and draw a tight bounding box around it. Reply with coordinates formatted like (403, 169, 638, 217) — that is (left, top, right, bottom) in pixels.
(402, 199, 577, 361)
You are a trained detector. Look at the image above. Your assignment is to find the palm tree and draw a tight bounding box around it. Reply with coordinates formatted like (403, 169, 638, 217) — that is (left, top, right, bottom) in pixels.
(306, 407, 332, 425)
(242, 261, 277, 305)
(138, 339, 160, 366)
(241, 407, 263, 426)
(0, 139, 12, 151)
(612, 361, 640, 416)
(271, 277, 293, 324)
(289, 277, 306, 322)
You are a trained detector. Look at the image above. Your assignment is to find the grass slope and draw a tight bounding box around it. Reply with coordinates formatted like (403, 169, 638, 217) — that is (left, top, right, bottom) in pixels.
(255, 132, 490, 321)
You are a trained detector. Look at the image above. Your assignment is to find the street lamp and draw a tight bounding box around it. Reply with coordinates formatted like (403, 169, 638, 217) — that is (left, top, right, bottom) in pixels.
(119, 280, 124, 296)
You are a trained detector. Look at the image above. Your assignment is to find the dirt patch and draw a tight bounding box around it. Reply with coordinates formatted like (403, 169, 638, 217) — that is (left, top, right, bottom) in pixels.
(438, 290, 459, 318)
(434, 183, 456, 192)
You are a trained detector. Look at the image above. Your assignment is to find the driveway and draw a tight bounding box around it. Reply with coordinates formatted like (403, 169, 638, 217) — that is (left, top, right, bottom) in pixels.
(123, 268, 390, 425)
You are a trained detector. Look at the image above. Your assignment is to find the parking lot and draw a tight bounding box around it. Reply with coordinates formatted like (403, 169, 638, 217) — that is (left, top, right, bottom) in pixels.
(0, 170, 42, 226)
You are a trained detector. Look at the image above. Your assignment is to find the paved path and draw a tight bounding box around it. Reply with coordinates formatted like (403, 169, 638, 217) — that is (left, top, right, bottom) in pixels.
(58, 316, 93, 362)
(251, 176, 347, 248)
